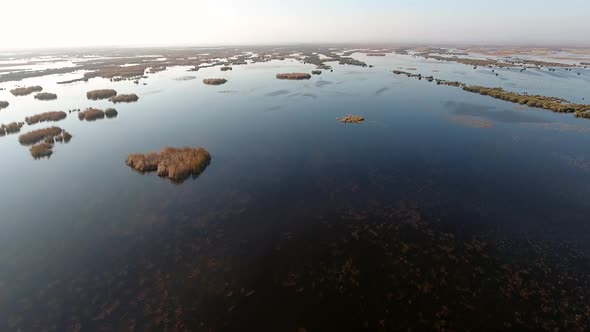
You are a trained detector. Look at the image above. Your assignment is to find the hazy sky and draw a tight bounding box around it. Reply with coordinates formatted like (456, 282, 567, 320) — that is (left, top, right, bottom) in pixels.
(3, 0, 589, 49)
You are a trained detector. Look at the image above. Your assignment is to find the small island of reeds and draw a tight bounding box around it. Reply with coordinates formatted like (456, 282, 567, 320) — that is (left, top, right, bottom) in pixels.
(0, 101, 9, 110)
(203, 78, 227, 85)
(79, 108, 105, 121)
(34, 92, 58, 101)
(18, 127, 68, 145)
(126, 147, 211, 182)
(109, 94, 139, 103)
(220, 66, 233, 71)
(311, 70, 322, 75)
(0, 122, 24, 136)
(338, 114, 365, 124)
(276, 73, 312, 80)
(366, 53, 386, 56)
(10, 86, 43, 96)
(25, 111, 67, 125)
(28, 130, 72, 159)
(87, 89, 117, 100)
(105, 108, 118, 118)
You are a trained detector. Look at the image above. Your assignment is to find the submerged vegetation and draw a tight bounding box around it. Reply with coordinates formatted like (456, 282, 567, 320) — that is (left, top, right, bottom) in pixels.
(276, 73, 312, 80)
(126, 146, 211, 182)
(203, 78, 227, 85)
(0, 101, 8, 110)
(0, 122, 24, 136)
(338, 114, 365, 124)
(34, 92, 58, 101)
(10, 86, 43, 96)
(25, 111, 67, 125)
(109, 93, 139, 103)
(87, 89, 117, 100)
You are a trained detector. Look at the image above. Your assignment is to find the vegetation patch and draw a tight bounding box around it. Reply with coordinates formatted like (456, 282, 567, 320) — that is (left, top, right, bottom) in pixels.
(338, 115, 365, 124)
(311, 70, 322, 75)
(18, 127, 64, 145)
(29, 143, 54, 159)
(276, 73, 312, 80)
(0, 122, 25, 136)
(109, 94, 139, 103)
(10, 86, 43, 96)
(105, 108, 118, 118)
(25, 111, 67, 125)
(366, 53, 386, 56)
(87, 89, 117, 100)
(221, 66, 233, 71)
(126, 147, 211, 183)
(34, 92, 58, 101)
(0, 101, 8, 110)
(203, 78, 227, 85)
(78, 108, 105, 121)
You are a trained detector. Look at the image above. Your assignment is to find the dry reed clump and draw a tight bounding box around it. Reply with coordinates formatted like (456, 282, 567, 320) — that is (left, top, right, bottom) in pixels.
(0, 122, 25, 136)
(126, 147, 211, 182)
(18, 127, 63, 145)
(311, 70, 322, 75)
(0, 101, 8, 110)
(78, 108, 105, 121)
(30, 143, 53, 159)
(276, 73, 312, 80)
(34, 92, 58, 100)
(109, 94, 139, 103)
(338, 115, 365, 124)
(221, 66, 233, 71)
(87, 89, 117, 100)
(10, 86, 43, 96)
(25, 111, 67, 125)
(105, 108, 118, 118)
(203, 78, 227, 85)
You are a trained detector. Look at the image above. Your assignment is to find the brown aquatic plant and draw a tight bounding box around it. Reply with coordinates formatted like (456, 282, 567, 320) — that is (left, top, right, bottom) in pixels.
(18, 127, 63, 145)
(0, 101, 8, 110)
(29, 143, 53, 159)
(87, 89, 117, 100)
(0, 122, 25, 136)
(203, 78, 227, 85)
(105, 108, 118, 118)
(311, 70, 322, 75)
(25, 111, 67, 125)
(220, 66, 233, 71)
(10, 85, 43, 96)
(338, 115, 365, 124)
(276, 73, 312, 80)
(126, 147, 211, 182)
(78, 108, 105, 121)
(109, 94, 139, 103)
(34, 92, 58, 100)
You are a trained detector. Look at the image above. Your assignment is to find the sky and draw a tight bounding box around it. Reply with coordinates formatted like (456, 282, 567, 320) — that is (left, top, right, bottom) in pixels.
(2, 0, 590, 49)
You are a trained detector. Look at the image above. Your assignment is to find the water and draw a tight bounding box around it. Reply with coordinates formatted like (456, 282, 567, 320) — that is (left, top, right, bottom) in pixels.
(1, 54, 590, 330)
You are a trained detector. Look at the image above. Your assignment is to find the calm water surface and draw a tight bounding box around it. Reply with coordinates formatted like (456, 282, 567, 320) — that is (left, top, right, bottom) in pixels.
(1, 54, 590, 330)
